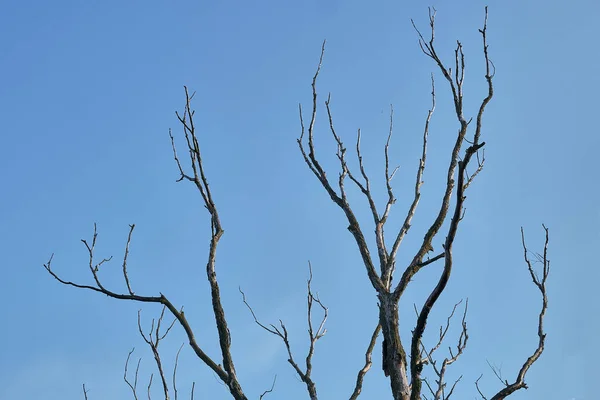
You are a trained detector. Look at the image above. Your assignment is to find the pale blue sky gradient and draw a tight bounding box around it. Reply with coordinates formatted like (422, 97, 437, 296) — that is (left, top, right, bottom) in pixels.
(1, 1, 597, 399)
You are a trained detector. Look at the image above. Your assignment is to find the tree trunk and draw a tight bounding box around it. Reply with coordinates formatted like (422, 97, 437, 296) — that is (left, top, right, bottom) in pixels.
(379, 292, 410, 400)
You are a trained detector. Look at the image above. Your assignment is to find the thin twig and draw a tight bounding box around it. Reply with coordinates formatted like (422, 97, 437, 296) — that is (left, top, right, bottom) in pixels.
(240, 263, 326, 400)
(297, 41, 384, 293)
(259, 375, 277, 400)
(137, 307, 177, 400)
(122, 224, 136, 295)
(124, 348, 141, 400)
(173, 343, 185, 400)
(488, 225, 549, 400)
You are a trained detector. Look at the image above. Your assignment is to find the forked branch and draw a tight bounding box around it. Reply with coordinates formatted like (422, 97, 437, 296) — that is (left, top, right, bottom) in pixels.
(136, 307, 177, 399)
(486, 225, 549, 400)
(240, 263, 327, 400)
(297, 41, 384, 294)
(408, 8, 493, 399)
(298, 8, 495, 400)
(124, 348, 142, 400)
(384, 74, 436, 287)
(45, 88, 248, 400)
(259, 376, 277, 400)
(396, 6, 492, 302)
(420, 300, 469, 400)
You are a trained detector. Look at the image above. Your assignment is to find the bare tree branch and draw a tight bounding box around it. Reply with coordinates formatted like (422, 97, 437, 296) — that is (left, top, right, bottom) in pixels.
(44, 228, 231, 388)
(136, 307, 177, 400)
(122, 224, 136, 295)
(349, 323, 381, 400)
(384, 74, 436, 287)
(46, 8, 550, 400)
(173, 344, 185, 400)
(297, 9, 495, 400)
(173, 87, 244, 398)
(147, 373, 154, 400)
(297, 41, 385, 294)
(44, 87, 248, 400)
(381, 104, 399, 227)
(475, 375, 488, 400)
(408, 8, 493, 399)
(486, 359, 507, 386)
(395, 7, 489, 302)
(240, 263, 326, 400)
(463, 149, 485, 191)
(259, 376, 277, 400)
(487, 225, 549, 400)
(124, 348, 142, 400)
(419, 300, 468, 400)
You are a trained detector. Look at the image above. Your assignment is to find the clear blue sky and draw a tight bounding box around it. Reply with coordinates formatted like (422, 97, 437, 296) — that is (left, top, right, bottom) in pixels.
(1, 1, 597, 399)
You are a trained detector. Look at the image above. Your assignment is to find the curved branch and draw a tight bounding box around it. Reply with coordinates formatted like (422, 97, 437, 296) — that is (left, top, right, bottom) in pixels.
(240, 263, 326, 400)
(385, 74, 435, 286)
(45, 87, 248, 400)
(45, 246, 228, 384)
(420, 300, 468, 400)
(297, 42, 384, 293)
(408, 8, 493, 399)
(136, 307, 177, 399)
(173, 87, 242, 395)
(124, 348, 141, 400)
(349, 323, 381, 400)
(488, 225, 549, 400)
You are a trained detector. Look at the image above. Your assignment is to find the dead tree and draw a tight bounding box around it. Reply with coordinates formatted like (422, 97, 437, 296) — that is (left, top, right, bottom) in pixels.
(44, 7, 549, 400)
